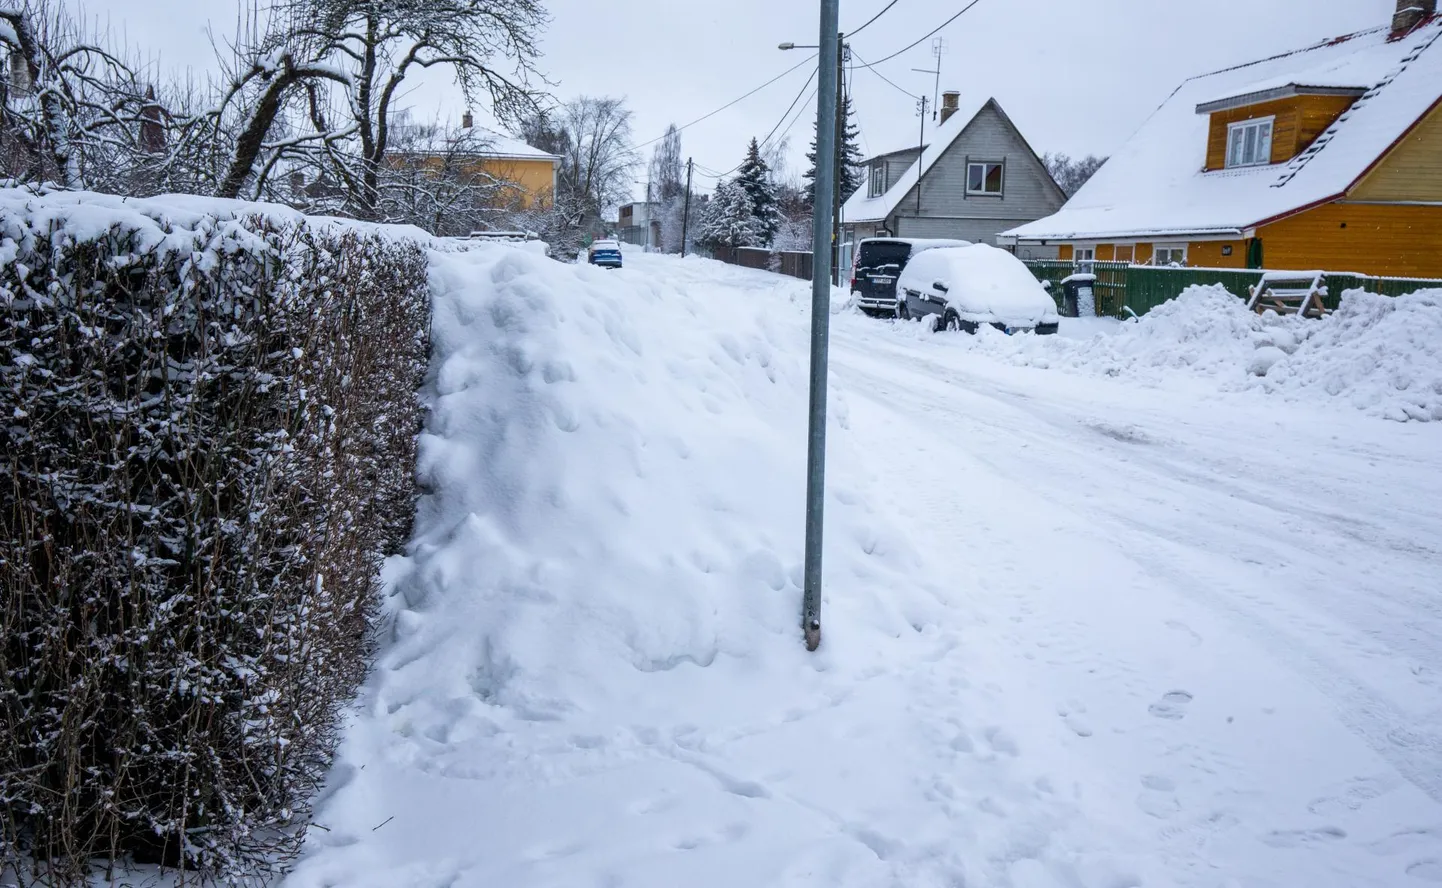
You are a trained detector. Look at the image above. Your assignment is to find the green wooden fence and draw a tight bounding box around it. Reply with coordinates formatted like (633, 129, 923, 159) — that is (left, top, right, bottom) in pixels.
(1023, 261, 1442, 319)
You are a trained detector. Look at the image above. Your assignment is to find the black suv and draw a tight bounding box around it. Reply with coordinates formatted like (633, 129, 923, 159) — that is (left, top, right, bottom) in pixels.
(851, 237, 971, 317)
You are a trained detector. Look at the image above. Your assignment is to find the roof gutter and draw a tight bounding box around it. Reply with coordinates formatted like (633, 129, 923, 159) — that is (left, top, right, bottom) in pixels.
(1195, 84, 1367, 114)
(1005, 227, 1247, 244)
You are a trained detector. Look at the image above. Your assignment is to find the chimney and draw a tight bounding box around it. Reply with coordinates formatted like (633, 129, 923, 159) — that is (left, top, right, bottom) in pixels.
(9, 52, 30, 97)
(139, 85, 166, 155)
(940, 91, 960, 125)
(1393, 0, 1437, 36)
(461, 111, 474, 129)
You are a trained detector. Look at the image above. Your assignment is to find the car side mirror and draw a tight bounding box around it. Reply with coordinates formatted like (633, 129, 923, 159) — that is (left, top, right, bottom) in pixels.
(1041, 280, 1052, 291)
(933, 281, 950, 294)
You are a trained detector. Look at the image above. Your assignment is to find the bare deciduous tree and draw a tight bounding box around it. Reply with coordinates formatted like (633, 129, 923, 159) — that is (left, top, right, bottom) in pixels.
(1043, 152, 1108, 198)
(275, 0, 548, 219)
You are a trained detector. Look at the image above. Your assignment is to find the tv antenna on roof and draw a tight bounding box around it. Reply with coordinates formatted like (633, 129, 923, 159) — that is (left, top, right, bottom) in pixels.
(911, 37, 948, 121)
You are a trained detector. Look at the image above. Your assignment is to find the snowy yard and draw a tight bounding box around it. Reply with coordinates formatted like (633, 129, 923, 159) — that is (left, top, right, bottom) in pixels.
(285, 251, 1442, 888)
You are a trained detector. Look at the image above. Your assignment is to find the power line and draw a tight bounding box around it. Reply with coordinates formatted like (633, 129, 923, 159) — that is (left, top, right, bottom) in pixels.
(851, 50, 920, 99)
(856, 0, 986, 69)
(846, 0, 901, 37)
(632, 54, 818, 151)
(694, 67, 820, 181)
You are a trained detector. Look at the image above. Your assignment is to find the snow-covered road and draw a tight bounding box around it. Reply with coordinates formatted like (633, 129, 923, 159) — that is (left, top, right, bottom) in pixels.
(286, 251, 1442, 888)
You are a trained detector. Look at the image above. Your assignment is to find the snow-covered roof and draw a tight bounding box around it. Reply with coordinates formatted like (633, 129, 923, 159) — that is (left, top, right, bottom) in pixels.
(467, 128, 561, 162)
(1005, 18, 1442, 243)
(844, 97, 1052, 224)
(390, 123, 561, 163)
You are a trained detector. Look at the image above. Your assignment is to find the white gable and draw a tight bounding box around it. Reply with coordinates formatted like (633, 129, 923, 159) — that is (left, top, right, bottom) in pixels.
(842, 96, 991, 224)
(1006, 19, 1442, 242)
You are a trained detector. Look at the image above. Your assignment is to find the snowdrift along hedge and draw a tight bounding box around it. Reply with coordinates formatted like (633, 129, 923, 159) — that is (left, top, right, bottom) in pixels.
(0, 194, 429, 882)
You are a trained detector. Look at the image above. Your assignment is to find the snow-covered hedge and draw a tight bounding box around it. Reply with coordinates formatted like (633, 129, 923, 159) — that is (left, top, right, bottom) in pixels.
(0, 192, 429, 882)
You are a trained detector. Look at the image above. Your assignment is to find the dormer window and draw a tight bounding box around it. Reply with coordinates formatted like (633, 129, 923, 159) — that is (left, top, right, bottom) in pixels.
(1226, 117, 1275, 168)
(869, 162, 885, 197)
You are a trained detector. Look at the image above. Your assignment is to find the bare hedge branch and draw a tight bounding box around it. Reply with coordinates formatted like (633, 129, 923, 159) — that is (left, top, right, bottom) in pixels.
(0, 198, 430, 884)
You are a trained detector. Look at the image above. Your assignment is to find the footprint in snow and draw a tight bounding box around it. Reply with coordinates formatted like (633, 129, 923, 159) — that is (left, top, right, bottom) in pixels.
(1165, 620, 1203, 647)
(1407, 860, 1442, 882)
(1137, 774, 1181, 819)
(1262, 826, 1347, 848)
(1149, 690, 1194, 721)
(1057, 701, 1094, 738)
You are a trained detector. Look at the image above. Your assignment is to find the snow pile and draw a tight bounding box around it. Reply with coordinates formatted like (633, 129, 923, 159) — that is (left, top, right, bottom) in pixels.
(283, 254, 1132, 887)
(1249, 288, 1442, 422)
(926, 284, 1442, 421)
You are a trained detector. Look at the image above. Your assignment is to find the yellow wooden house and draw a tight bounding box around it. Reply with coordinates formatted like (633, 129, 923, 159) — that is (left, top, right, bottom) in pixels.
(1004, 0, 1442, 279)
(390, 114, 561, 211)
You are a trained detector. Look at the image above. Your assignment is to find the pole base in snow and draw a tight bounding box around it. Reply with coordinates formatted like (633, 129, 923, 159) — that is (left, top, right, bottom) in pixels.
(804, 620, 821, 652)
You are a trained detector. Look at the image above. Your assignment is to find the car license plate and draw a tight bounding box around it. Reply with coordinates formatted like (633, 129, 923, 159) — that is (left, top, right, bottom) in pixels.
(871, 276, 894, 284)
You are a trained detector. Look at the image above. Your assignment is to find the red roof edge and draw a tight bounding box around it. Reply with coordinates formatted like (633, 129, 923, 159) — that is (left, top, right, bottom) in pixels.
(1342, 92, 1442, 194)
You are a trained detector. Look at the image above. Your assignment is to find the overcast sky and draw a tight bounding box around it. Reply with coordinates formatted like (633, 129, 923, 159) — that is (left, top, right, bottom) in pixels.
(94, 0, 1398, 201)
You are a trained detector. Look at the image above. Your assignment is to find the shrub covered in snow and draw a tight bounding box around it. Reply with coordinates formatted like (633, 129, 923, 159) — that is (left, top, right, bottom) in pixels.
(0, 190, 429, 882)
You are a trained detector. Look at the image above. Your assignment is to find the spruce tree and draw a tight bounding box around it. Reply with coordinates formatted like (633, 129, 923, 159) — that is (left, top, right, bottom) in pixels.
(734, 137, 782, 245)
(804, 93, 866, 207)
(697, 180, 763, 251)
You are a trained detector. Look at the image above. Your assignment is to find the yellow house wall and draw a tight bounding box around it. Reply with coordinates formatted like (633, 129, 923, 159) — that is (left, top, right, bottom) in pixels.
(1204, 95, 1356, 171)
(1257, 202, 1442, 278)
(1348, 100, 1442, 202)
(1185, 241, 1246, 269)
(477, 158, 557, 208)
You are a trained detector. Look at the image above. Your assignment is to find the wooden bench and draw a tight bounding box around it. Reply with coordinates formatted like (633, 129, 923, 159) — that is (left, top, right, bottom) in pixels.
(1247, 272, 1329, 319)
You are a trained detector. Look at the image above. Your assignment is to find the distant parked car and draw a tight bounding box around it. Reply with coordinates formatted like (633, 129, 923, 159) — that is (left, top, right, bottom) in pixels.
(897, 244, 1060, 334)
(851, 237, 972, 317)
(588, 240, 623, 268)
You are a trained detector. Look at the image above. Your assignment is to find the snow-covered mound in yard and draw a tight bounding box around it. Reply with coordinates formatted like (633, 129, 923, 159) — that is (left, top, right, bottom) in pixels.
(945, 284, 1442, 421)
(1249, 289, 1442, 423)
(284, 254, 1127, 888)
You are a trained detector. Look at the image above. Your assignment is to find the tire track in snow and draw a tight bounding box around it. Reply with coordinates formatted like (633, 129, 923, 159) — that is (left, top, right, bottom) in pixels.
(832, 334, 1442, 804)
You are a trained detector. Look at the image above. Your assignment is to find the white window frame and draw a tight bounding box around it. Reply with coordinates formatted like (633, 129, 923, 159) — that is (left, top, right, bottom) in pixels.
(966, 160, 1005, 196)
(1226, 116, 1275, 168)
(1154, 244, 1188, 267)
(868, 162, 885, 198)
(1073, 246, 1096, 273)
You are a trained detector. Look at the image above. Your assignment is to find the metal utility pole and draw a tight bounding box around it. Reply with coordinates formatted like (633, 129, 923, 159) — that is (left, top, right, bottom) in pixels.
(681, 157, 694, 257)
(915, 95, 929, 219)
(832, 36, 847, 287)
(802, 0, 840, 653)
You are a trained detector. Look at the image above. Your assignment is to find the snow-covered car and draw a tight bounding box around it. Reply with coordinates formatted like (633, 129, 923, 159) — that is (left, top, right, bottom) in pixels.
(850, 237, 971, 317)
(588, 240, 623, 268)
(897, 244, 1061, 334)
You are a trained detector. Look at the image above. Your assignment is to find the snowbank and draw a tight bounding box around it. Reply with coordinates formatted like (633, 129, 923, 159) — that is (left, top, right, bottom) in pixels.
(1249, 288, 1442, 422)
(928, 284, 1442, 422)
(284, 254, 1109, 887)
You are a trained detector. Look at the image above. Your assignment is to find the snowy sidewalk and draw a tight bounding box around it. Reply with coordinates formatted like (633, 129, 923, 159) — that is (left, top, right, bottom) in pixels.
(284, 253, 1442, 888)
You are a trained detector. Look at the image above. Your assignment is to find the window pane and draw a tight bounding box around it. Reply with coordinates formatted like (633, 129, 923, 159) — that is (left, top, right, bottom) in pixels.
(985, 163, 1003, 193)
(1243, 126, 1258, 164)
(1259, 122, 1273, 163)
(968, 164, 984, 192)
(1229, 128, 1244, 166)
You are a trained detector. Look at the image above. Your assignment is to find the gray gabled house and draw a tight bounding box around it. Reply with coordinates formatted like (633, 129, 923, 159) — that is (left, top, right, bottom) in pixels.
(843, 93, 1067, 259)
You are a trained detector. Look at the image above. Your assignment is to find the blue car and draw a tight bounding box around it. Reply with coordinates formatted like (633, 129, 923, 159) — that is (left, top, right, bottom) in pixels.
(588, 240, 623, 268)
